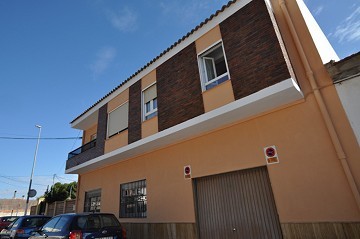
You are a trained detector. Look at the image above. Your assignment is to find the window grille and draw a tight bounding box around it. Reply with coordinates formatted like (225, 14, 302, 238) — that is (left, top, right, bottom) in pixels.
(120, 179, 147, 218)
(84, 189, 101, 212)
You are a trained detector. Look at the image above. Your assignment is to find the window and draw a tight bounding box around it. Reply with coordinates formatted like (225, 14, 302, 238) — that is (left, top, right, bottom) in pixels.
(143, 83, 157, 121)
(120, 180, 147, 218)
(74, 214, 120, 230)
(84, 189, 101, 213)
(101, 214, 121, 227)
(42, 216, 61, 233)
(50, 216, 70, 232)
(21, 217, 50, 228)
(107, 102, 129, 138)
(198, 42, 230, 91)
(79, 215, 100, 230)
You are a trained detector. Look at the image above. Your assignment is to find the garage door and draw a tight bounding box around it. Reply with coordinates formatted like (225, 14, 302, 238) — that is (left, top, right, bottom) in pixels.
(194, 167, 282, 239)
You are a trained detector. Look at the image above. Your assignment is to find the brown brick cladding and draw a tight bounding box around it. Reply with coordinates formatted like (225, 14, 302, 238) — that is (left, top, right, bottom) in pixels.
(220, 0, 291, 100)
(128, 80, 142, 144)
(157, 43, 205, 131)
(66, 104, 107, 169)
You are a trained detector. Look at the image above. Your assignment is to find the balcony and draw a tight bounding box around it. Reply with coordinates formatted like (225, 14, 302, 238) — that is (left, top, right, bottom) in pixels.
(66, 78, 303, 174)
(68, 139, 97, 159)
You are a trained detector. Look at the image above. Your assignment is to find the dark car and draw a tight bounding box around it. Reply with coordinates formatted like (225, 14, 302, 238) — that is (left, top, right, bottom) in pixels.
(1, 216, 50, 239)
(29, 213, 126, 239)
(0, 218, 19, 239)
(0, 217, 18, 231)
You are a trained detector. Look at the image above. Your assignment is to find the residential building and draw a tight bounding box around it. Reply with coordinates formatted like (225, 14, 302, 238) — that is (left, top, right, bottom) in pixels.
(66, 0, 360, 238)
(326, 52, 360, 146)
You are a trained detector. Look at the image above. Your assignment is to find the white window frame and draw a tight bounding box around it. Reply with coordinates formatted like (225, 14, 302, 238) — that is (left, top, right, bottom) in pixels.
(107, 101, 129, 138)
(142, 82, 158, 121)
(197, 40, 230, 91)
(203, 56, 217, 82)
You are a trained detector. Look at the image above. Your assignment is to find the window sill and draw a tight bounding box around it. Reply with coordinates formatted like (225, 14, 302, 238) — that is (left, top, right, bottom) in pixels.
(104, 130, 129, 154)
(204, 74, 229, 91)
(203, 76, 231, 93)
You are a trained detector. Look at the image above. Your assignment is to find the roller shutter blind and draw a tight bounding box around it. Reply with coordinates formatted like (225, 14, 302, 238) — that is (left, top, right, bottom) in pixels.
(108, 102, 129, 137)
(143, 84, 157, 103)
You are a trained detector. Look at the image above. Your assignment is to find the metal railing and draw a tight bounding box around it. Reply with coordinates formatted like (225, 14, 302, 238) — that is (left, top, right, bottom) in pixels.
(68, 139, 96, 159)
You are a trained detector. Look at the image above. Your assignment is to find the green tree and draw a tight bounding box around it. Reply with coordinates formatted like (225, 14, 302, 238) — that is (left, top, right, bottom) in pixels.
(44, 182, 77, 203)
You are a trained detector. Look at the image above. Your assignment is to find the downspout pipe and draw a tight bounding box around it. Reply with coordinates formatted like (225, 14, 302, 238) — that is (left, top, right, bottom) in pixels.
(278, 0, 360, 211)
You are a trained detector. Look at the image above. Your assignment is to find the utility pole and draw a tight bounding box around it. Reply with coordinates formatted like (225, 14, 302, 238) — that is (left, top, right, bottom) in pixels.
(24, 125, 42, 215)
(69, 185, 73, 199)
(52, 174, 56, 195)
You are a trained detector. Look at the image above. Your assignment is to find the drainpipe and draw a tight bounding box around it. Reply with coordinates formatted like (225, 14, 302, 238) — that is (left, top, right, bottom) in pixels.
(278, 0, 360, 211)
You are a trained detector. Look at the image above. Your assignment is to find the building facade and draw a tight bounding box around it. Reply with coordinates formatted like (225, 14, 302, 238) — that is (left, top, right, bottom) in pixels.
(66, 0, 360, 238)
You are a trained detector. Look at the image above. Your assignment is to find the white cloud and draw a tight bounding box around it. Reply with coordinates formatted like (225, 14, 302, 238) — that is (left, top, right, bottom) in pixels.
(333, 6, 360, 43)
(106, 7, 138, 32)
(90, 47, 117, 78)
(312, 5, 323, 16)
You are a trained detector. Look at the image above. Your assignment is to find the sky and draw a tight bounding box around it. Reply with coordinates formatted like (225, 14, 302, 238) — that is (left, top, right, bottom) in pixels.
(0, 0, 359, 200)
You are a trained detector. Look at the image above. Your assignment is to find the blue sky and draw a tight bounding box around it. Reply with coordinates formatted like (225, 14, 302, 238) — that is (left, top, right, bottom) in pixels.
(0, 0, 359, 199)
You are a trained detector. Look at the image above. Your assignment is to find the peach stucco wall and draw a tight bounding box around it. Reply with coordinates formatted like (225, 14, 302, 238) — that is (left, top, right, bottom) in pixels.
(78, 92, 360, 223)
(83, 124, 97, 144)
(141, 70, 156, 90)
(104, 130, 128, 154)
(142, 116, 158, 139)
(268, 0, 360, 221)
(202, 80, 235, 112)
(195, 25, 222, 54)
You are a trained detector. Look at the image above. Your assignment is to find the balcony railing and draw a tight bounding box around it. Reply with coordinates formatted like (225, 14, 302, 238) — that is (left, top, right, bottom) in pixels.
(68, 139, 96, 159)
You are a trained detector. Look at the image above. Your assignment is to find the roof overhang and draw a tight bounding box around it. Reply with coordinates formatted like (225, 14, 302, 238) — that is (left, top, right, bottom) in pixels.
(71, 110, 98, 130)
(66, 78, 303, 174)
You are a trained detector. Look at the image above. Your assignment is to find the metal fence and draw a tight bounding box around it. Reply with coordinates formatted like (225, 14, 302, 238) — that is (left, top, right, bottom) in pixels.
(30, 199, 76, 216)
(68, 139, 96, 159)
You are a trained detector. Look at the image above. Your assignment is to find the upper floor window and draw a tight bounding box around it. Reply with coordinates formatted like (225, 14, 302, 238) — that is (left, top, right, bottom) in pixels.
(198, 42, 230, 91)
(107, 102, 129, 138)
(143, 83, 157, 121)
(120, 179, 147, 218)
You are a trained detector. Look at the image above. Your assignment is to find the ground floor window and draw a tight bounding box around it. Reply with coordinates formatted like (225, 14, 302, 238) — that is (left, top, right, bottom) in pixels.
(84, 189, 101, 212)
(120, 179, 147, 218)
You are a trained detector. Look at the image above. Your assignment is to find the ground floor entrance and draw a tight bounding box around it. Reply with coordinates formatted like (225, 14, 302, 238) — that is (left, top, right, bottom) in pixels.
(194, 166, 282, 239)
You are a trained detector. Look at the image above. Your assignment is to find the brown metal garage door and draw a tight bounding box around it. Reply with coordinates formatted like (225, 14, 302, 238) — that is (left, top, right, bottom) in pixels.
(194, 167, 282, 239)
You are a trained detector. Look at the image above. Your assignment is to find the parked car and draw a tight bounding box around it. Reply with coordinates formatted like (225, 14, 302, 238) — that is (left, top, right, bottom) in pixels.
(0, 217, 18, 231)
(29, 213, 126, 239)
(1, 216, 50, 239)
(0, 218, 19, 239)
